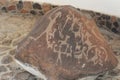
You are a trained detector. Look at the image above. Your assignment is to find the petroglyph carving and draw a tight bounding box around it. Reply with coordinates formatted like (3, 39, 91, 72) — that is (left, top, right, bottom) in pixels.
(15, 6, 118, 80)
(46, 10, 108, 66)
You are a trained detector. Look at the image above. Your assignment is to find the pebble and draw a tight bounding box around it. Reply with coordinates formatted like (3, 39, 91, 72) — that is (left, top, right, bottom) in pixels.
(1, 55, 13, 64)
(2, 38, 12, 46)
(0, 65, 7, 72)
(9, 49, 16, 55)
(42, 3, 51, 13)
(13, 71, 30, 80)
(1, 72, 14, 80)
(7, 5, 16, 11)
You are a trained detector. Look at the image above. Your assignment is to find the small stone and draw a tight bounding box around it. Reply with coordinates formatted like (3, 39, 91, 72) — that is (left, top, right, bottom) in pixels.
(1, 55, 13, 64)
(1, 72, 14, 80)
(111, 27, 118, 33)
(8, 66, 22, 71)
(108, 69, 120, 76)
(113, 21, 119, 28)
(106, 15, 110, 20)
(76, 8, 80, 11)
(9, 49, 16, 55)
(97, 17, 102, 20)
(114, 51, 120, 56)
(7, 62, 22, 71)
(101, 15, 106, 19)
(2, 38, 12, 46)
(106, 21, 112, 29)
(17, 0, 23, 10)
(23, 2, 32, 11)
(118, 17, 120, 21)
(42, 3, 52, 13)
(14, 71, 30, 80)
(7, 5, 16, 11)
(33, 3, 42, 10)
(52, 5, 58, 8)
(1, 7, 8, 12)
(9, 0, 18, 5)
(0, 66, 7, 72)
(89, 12, 95, 17)
(99, 21, 105, 26)
(95, 12, 101, 16)
(117, 26, 120, 33)
(20, 9, 29, 13)
(111, 16, 117, 22)
(39, 11, 44, 15)
(30, 10, 37, 15)
(28, 75, 39, 80)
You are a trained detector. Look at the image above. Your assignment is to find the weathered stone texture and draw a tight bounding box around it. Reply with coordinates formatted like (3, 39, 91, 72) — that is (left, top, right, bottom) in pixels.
(1, 55, 13, 64)
(0, 66, 7, 72)
(0, 0, 120, 80)
(15, 6, 118, 80)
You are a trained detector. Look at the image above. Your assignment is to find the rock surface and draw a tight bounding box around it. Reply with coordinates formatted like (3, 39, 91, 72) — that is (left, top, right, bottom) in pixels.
(0, 0, 119, 80)
(0, 66, 7, 72)
(1, 55, 13, 64)
(15, 6, 118, 80)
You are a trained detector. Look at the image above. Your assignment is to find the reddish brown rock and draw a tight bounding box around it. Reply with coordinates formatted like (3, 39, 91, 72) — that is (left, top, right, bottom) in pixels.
(42, 3, 52, 13)
(20, 9, 28, 13)
(0, 0, 8, 5)
(17, 0, 23, 10)
(23, 2, 33, 11)
(33, 3, 42, 10)
(111, 16, 117, 22)
(15, 6, 118, 80)
(7, 5, 16, 11)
